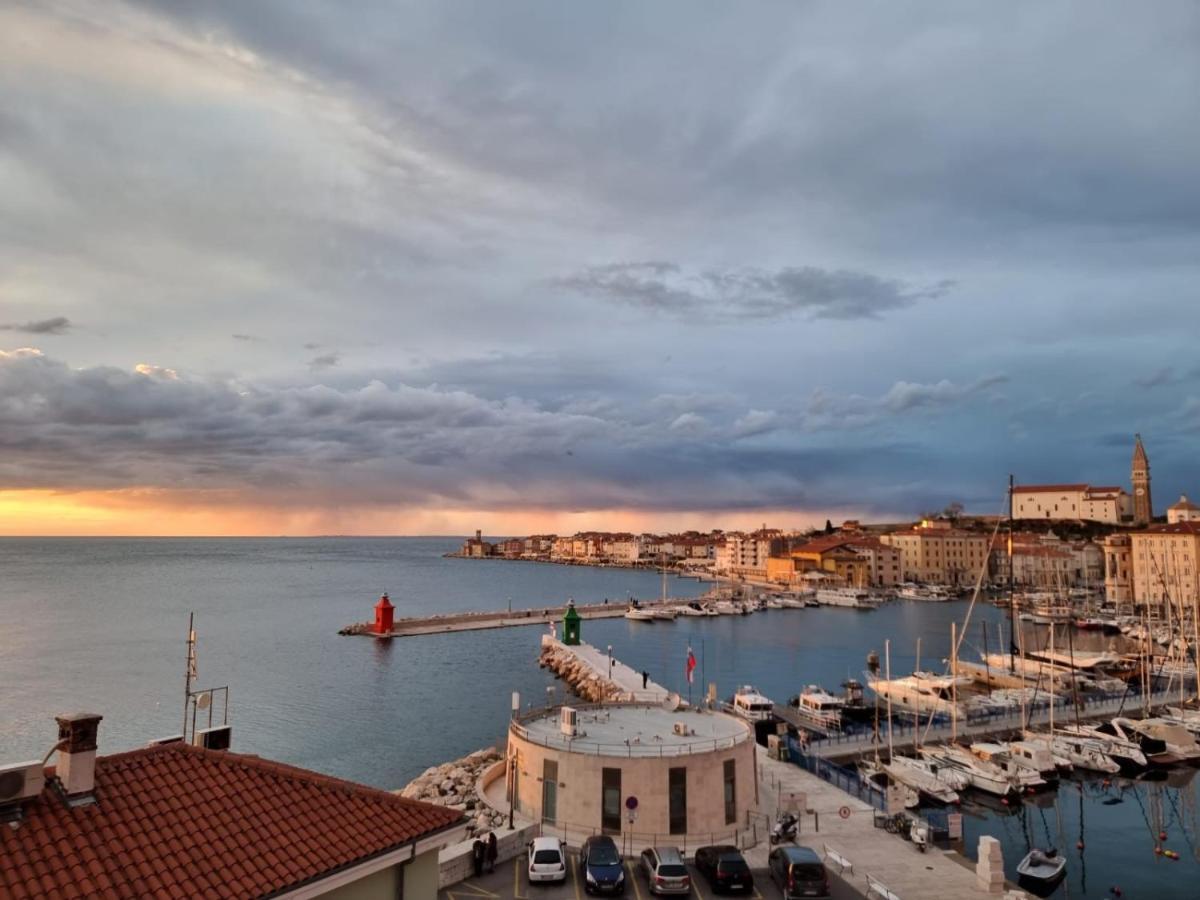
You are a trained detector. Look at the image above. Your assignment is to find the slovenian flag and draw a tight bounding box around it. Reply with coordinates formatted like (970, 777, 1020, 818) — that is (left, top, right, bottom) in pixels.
(686, 647, 697, 684)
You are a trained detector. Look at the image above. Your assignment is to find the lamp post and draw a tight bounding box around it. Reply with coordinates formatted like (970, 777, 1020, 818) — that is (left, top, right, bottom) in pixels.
(607, 644, 614, 679)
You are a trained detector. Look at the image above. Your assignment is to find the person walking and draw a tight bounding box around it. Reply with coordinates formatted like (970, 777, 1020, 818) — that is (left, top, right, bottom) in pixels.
(641, 670, 649, 689)
(472, 838, 486, 877)
(486, 831, 498, 873)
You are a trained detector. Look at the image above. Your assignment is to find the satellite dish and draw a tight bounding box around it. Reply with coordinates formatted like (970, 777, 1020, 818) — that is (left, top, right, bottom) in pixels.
(662, 692, 682, 712)
(196, 692, 211, 710)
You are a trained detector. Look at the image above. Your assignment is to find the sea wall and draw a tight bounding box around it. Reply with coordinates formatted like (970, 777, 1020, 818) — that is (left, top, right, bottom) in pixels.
(397, 746, 508, 838)
(538, 641, 626, 703)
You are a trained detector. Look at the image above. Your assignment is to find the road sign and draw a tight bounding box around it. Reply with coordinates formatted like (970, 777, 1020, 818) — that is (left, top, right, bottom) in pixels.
(838, 806, 851, 820)
(625, 795, 638, 810)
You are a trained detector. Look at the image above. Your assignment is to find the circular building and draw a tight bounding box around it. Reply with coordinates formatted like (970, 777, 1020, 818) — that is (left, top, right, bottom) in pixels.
(506, 703, 757, 842)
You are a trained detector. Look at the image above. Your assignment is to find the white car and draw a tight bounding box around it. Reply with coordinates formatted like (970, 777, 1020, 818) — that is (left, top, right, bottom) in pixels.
(528, 836, 568, 884)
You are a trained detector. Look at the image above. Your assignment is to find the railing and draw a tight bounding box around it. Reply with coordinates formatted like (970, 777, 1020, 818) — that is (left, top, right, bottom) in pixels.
(509, 702, 754, 757)
(786, 736, 886, 811)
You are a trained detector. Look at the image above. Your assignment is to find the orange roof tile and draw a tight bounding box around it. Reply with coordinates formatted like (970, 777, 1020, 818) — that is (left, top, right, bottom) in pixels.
(0, 744, 464, 900)
(1013, 483, 1090, 493)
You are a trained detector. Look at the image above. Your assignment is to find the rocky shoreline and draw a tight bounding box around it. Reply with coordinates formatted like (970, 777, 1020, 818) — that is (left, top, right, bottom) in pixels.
(397, 746, 508, 838)
(539, 641, 626, 703)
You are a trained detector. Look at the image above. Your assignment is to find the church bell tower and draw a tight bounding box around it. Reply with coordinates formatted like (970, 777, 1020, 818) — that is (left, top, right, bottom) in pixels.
(1132, 433, 1152, 525)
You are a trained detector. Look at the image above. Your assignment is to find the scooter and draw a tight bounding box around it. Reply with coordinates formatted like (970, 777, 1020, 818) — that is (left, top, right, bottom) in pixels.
(910, 820, 929, 853)
(770, 812, 799, 845)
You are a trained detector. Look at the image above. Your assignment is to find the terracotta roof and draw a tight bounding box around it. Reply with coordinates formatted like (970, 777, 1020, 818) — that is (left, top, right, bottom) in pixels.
(1086, 486, 1124, 494)
(1141, 522, 1200, 536)
(0, 744, 464, 900)
(1013, 484, 1089, 494)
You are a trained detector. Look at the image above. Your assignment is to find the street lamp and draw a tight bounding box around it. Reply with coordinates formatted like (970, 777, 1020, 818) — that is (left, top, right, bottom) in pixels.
(607, 644, 614, 678)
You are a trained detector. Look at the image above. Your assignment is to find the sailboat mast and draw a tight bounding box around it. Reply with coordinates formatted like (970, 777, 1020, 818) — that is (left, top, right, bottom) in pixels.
(183, 611, 195, 736)
(1049, 624, 1055, 735)
(885, 639, 894, 759)
(951, 622, 958, 741)
(1008, 474, 1017, 672)
(914, 636, 921, 751)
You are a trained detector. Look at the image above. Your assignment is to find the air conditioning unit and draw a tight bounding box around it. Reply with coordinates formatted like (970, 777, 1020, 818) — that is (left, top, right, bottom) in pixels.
(147, 734, 184, 747)
(673, 721, 691, 736)
(560, 707, 578, 737)
(193, 725, 232, 751)
(0, 761, 45, 804)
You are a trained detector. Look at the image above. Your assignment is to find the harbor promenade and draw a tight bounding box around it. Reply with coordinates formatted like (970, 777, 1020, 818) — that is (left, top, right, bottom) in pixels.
(539, 635, 670, 702)
(753, 745, 1008, 900)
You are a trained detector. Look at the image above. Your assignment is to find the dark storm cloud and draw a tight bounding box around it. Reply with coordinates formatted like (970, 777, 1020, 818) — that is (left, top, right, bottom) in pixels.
(555, 263, 951, 321)
(0, 316, 71, 335)
(308, 352, 340, 371)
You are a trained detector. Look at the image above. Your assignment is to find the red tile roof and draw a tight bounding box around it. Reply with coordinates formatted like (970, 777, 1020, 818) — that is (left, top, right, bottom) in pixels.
(1013, 484, 1089, 493)
(1142, 522, 1200, 536)
(0, 744, 464, 900)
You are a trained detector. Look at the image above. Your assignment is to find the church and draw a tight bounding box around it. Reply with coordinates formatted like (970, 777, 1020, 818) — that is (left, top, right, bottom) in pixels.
(1012, 434, 1152, 526)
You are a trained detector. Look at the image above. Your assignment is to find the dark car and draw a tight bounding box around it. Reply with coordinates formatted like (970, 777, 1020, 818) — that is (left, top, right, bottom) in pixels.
(580, 835, 625, 894)
(768, 846, 831, 899)
(694, 845, 753, 894)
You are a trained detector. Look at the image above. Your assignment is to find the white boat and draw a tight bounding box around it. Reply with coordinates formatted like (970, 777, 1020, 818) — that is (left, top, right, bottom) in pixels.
(673, 604, 706, 617)
(858, 760, 919, 809)
(776, 595, 809, 609)
(884, 754, 966, 803)
(898, 584, 954, 602)
(1029, 732, 1120, 774)
(968, 742, 1048, 790)
(713, 600, 738, 615)
(919, 745, 1017, 797)
(625, 607, 656, 622)
(789, 685, 845, 730)
(816, 587, 882, 609)
(867, 671, 980, 718)
(1017, 849, 1066, 886)
(730, 685, 774, 721)
(1057, 724, 1148, 769)
(1115, 717, 1200, 765)
(651, 606, 678, 620)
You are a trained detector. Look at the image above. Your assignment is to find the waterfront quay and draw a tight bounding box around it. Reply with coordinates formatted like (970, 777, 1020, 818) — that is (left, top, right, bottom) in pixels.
(339, 596, 693, 638)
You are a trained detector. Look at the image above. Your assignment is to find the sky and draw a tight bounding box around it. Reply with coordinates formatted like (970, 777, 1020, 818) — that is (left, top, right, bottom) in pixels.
(1, 1, 1199, 536)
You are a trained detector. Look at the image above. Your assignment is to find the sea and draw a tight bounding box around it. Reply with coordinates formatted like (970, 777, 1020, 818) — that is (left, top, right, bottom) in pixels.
(1, 537, 1196, 897)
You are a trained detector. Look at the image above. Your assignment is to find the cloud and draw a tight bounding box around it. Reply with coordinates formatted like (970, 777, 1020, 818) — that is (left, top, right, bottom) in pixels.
(232, 333, 261, 342)
(556, 262, 951, 321)
(308, 352, 340, 371)
(134, 363, 180, 380)
(1135, 367, 1177, 389)
(0, 316, 72, 335)
(732, 409, 779, 439)
(880, 375, 1008, 413)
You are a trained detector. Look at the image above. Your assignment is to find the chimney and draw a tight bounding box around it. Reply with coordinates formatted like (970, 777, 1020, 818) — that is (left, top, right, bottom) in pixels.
(55, 713, 102, 797)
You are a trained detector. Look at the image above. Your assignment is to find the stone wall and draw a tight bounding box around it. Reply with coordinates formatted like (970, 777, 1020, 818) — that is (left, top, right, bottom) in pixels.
(539, 642, 626, 703)
(398, 746, 508, 839)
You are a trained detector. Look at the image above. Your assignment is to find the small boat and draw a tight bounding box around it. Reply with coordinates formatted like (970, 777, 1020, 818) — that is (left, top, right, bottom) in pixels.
(625, 607, 657, 622)
(788, 685, 846, 730)
(729, 685, 775, 721)
(919, 745, 1018, 797)
(1057, 724, 1148, 770)
(776, 595, 808, 609)
(1016, 848, 1066, 886)
(884, 754, 965, 803)
(816, 587, 883, 609)
(840, 678, 874, 722)
(858, 760, 919, 809)
(651, 607, 678, 620)
(969, 742, 1049, 790)
(674, 603, 706, 617)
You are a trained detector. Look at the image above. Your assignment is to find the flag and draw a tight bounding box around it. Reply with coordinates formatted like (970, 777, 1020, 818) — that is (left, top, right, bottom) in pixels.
(686, 647, 697, 684)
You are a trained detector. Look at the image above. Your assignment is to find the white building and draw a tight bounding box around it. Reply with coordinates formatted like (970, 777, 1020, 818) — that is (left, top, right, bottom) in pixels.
(1168, 495, 1200, 524)
(1012, 483, 1133, 524)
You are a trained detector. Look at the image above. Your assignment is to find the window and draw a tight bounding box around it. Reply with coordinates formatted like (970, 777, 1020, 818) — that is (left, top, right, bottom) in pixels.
(602, 767, 622, 833)
(667, 767, 687, 834)
(723, 760, 737, 825)
(542, 759, 558, 824)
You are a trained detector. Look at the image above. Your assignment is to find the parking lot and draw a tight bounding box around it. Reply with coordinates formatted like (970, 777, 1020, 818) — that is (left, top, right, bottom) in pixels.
(437, 853, 858, 900)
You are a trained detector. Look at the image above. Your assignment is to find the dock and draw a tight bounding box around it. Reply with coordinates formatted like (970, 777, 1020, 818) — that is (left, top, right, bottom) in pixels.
(339, 597, 699, 638)
(539, 636, 670, 703)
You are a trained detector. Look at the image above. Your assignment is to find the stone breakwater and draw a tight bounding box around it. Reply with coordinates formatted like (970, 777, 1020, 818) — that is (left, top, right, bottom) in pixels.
(539, 641, 626, 703)
(397, 746, 508, 838)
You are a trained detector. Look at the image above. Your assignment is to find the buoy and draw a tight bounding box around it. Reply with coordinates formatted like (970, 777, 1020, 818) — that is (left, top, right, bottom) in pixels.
(1154, 846, 1163, 855)
(1076, 841, 1084, 850)
(1160, 831, 1168, 841)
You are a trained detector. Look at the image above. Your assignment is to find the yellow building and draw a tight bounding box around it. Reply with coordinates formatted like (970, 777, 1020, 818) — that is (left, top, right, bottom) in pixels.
(881, 521, 991, 586)
(1129, 522, 1200, 612)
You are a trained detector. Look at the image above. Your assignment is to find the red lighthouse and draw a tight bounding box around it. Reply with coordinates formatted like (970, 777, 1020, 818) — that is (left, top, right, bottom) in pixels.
(373, 592, 395, 636)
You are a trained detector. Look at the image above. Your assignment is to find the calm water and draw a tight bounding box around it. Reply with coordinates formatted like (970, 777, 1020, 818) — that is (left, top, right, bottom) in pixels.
(2, 538, 1195, 896)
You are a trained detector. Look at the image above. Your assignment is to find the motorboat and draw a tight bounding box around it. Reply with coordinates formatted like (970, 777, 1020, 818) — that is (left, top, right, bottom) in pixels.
(1001, 739, 1060, 779)
(673, 603, 707, 617)
(1034, 732, 1120, 774)
(713, 600, 738, 615)
(776, 595, 809, 609)
(918, 745, 1019, 797)
(858, 760, 919, 809)
(816, 587, 883, 609)
(651, 606, 678, 620)
(840, 678, 875, 722)
(729, 685, 775, 721)
(968, 742, 1049, 790)
(1056, 723, 1148, 770)
(787, 685, 845, 730)
(866, 671, 980, 719)
(625, 606, 657, 622)
(897, 584, 954, 602)
(1113, 717, 1200, 765)
(1016, 848, 1066, 887)
(884, 754, 965, 803)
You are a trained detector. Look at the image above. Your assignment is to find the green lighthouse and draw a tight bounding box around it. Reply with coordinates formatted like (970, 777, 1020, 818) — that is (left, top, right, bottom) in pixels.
(562, 599, 581, 645)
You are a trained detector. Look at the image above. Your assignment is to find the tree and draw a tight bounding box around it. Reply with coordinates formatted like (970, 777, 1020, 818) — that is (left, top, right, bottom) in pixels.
(943, 501, 965, 521)
(824, 519, 835, 534)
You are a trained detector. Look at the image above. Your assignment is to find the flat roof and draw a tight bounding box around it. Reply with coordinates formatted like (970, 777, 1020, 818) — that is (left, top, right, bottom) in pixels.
(513, 703, 752, 757)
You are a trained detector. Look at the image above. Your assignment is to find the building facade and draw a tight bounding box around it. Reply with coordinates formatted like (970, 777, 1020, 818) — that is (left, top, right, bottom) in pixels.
(1168, 496, 1200, 524)
(1129, 522, 1200, 612)
(881, 520, 991, 586)
(1011, 484, 1133, 524)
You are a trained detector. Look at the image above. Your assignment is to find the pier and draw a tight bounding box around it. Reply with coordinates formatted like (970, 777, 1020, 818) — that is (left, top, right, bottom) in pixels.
(339, 596, 697, 637)
(539, 635, 670, 702)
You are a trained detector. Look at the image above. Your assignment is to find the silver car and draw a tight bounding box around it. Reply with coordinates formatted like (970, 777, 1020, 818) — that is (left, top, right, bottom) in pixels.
(639, 847, 691, 895)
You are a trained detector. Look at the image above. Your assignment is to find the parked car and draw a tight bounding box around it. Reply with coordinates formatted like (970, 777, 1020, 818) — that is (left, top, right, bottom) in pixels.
(638, 847, 691, 895)
(527, 836, 568, 884)
(768, 845, 831, 899)
(580, 835, 625, 894)
(693, 845, 753, 894)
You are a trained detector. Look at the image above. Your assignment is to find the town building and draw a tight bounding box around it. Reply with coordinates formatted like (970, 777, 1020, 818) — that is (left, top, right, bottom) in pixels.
(881, 520, 991, 586)
(1168, 495, 1200, 524)
(1104, 533, 1133, 606)
(0, 713, 466, 899)
(990, 531, 1104, 589)
(768, 534, 901, 588)
(721, 529, 785, 579)
(1011, 484, 1133, 525)
(506, 703, 756, 841)
(460, 529, 496, 557)
(1128, 522, 1200, 612)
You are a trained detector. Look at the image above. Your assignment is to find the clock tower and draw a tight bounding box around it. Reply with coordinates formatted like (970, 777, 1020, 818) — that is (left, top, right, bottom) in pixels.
(1132, 433, 1152, 525)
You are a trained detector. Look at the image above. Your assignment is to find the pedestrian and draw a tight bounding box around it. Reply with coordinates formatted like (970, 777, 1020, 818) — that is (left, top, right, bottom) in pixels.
(472, 839, 485, 877)
(486, 831, 498, 873)
(641, 670, 649, 689)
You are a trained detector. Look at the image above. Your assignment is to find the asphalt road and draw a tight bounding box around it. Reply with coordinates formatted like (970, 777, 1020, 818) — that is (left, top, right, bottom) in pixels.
(438, 854, 859, 900)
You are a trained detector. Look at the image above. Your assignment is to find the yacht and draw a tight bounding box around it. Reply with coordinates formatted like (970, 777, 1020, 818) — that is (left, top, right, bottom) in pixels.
(884, 754, 967, 803)
(673, 603, 707, 617)
(729, 685, 775, 722)
(1027, 731, 1120, 774)
(652, 606, 678, 620)
(788, 685, 846, 730)
(777, 594, 810, 609)
(625, 606, 657, 622)
(1112, 717, 1200, 765)
(918, 745, 1018, 797)
(898, 584, 954, 602)
(969, 742, 1049, 790)
(858, 760, 919, 809)
(1056, 723, 1148, 770)
(816, 587, 883, 609)
(867, 671, 978, 718)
